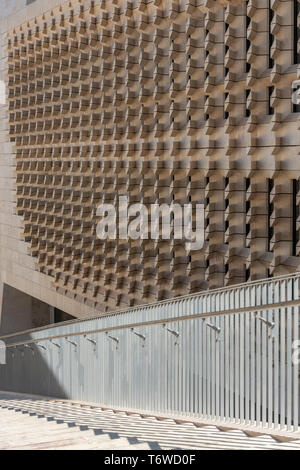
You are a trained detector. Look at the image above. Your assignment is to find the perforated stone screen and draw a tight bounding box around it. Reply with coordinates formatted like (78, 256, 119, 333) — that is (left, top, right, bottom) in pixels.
(6, 0, 300, 313)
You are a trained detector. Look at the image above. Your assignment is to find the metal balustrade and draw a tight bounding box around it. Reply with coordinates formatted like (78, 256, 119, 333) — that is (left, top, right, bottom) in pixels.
(0, 273, 299, 432)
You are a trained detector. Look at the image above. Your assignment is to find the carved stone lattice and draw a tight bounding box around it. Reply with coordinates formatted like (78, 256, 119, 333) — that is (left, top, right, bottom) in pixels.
(6, 0, 300, 313)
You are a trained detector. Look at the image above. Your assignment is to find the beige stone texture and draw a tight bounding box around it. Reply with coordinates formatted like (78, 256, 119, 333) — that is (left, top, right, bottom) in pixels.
(0, 0, 299, 316)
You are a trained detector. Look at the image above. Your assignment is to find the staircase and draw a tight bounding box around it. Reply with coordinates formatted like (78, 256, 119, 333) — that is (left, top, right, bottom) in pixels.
(0, 393, 300, 450)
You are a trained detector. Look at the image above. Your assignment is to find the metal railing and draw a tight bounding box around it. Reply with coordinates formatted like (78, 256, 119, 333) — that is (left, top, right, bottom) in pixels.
(0, 273, 299, 431)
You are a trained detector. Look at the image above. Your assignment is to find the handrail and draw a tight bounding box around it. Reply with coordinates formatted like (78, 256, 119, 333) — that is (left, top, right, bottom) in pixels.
(0, 271, 299, 340)
(3, 298, 300, 350)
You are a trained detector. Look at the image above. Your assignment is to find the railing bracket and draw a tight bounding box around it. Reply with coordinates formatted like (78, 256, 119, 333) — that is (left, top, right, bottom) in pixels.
(84, 335, 97, 352)
(205, 321, 221, 341)
(106, 332, 119, 349)
(25, 344, 35, 354)
(162, 324, 179, 345)
(65, 338, 77, 350)
(255, 314, 275, 329)
(130, 328, 146, 346)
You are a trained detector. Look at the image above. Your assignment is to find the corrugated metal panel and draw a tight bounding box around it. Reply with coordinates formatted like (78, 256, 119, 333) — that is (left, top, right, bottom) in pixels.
(0, 273, 299, 431)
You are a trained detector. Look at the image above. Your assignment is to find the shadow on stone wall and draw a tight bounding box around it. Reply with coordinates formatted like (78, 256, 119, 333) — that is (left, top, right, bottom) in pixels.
(0, 284, 75, 399)
(0, 332, 69, 399)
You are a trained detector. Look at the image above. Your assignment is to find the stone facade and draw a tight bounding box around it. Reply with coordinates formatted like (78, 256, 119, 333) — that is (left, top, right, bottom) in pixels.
(0, 0, 300, 317)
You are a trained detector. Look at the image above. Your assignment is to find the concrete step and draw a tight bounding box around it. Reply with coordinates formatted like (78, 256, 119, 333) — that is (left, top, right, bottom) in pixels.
(0, 393, 300, 450)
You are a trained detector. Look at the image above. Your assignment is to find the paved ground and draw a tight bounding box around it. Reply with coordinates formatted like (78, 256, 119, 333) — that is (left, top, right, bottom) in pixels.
(0, 393, 300, 450)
